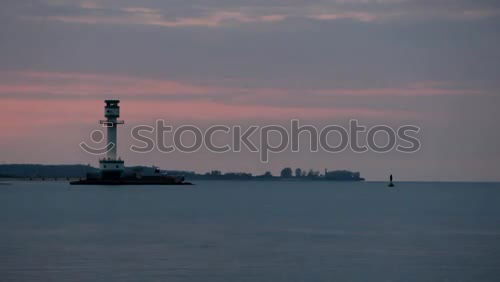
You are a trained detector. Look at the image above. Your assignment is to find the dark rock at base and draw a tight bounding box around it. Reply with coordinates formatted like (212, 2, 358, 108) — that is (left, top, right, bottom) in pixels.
(70, 175, 192, 185)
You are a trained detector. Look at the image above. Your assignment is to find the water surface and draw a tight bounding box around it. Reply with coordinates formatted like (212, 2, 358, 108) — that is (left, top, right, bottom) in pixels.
(1, 181, 500, 282)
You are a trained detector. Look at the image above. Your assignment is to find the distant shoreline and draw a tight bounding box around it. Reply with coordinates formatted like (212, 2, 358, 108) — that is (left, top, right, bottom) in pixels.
(0, 176, 364, 182)
(2, 176, 500, 184)
(0, 164, 365, 182)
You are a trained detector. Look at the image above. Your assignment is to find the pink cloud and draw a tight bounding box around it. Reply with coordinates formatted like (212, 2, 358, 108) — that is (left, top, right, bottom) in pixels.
(312, 86, 483, 96)
(125, 100, 408, 121)
(1, 98, 418, 149)
(25, 2, 500, 30)
(310, 12, 378, 22)
(0, 98, 408, 128)
(0, 97, 419, 144)
(42, 9, 288, 28)
(0, 70, 478, 137)
(0, 71, 222, 96)
(0, 71, 482, 100)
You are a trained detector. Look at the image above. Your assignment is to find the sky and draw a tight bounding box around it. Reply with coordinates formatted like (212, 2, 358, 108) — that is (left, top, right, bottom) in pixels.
(1, 0, 499, 181)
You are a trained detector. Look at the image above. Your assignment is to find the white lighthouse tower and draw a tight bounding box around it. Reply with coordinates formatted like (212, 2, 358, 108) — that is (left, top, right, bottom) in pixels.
(99, 100, 125, 179)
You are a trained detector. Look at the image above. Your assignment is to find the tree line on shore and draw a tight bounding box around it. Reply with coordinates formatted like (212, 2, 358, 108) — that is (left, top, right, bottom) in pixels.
(170, 167, 364, 181)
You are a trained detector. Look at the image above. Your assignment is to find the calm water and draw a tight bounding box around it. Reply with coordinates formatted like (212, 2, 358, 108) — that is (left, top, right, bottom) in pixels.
(1, 181, 500, 282)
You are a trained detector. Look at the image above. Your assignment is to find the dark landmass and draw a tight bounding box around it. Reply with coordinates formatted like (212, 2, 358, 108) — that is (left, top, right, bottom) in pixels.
(0, 164, 98, 178)
(0, 164, 364, 181)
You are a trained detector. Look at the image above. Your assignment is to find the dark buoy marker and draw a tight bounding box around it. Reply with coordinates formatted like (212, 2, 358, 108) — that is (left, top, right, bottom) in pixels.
(388, 174, 395, 187)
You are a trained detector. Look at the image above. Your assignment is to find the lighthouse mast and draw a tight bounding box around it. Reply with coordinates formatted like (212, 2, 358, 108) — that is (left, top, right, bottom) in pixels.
(99, 100, 125, 179)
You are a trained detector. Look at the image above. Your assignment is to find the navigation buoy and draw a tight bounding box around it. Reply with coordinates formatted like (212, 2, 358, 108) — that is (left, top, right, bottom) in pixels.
(388, 174, 395, 187)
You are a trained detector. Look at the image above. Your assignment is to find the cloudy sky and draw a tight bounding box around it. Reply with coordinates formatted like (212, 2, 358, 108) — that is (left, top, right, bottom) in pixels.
(1, 0, 499, 181)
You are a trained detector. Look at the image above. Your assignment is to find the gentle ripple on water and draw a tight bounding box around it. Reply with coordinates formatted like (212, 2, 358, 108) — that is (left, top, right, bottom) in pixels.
(1, 180, 500, 282)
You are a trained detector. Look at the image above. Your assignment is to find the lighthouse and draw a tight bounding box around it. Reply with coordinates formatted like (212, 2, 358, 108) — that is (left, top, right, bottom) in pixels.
(99, 100, 125, 179)
(71, 99, 191, 185)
